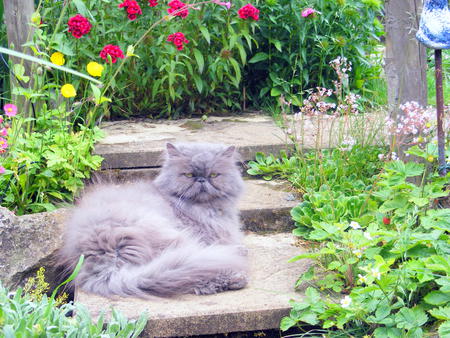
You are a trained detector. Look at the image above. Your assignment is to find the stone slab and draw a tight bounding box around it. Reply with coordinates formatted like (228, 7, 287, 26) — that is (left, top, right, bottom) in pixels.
(95, 114, 291, 169)
(76, 233, 312, 337)
(95, 113, 389, 170)
(0, 207, 68, 288)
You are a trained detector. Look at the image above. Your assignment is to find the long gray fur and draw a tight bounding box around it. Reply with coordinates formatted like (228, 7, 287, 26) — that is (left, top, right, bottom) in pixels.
(57, 142, 248, 298)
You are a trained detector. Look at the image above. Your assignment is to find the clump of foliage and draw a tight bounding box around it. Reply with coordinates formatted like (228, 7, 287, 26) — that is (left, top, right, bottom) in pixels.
(0, 103, 103, 215)
(23, 267, 68, 306)
(0, 257, 147, 337)
(35, 0, 383, 118)
(0, 283, 147, 337)
(283, 159, 450, 337)
(247, 0, 384, 108)
(247, 145, 383, 194)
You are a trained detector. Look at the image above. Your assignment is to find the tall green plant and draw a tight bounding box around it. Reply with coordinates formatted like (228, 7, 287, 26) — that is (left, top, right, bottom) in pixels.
(245, 0, 384, 108)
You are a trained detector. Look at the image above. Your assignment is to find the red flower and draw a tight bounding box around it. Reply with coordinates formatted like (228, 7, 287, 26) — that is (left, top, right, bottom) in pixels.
(148, 0, 158, 6)
(382, 217, 391, 225)
(118, 0, 142, 20)
(167, 32, 189, 50)
(167, 0, 189, 18)
(238, 3, 259, 20)
(99, 45, 125, 63)
(67, 14, 92, 38)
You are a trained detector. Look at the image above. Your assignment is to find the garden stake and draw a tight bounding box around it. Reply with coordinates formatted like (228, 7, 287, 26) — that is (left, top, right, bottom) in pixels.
(434, 49, 447, 176)
(416, 0, 450, 176)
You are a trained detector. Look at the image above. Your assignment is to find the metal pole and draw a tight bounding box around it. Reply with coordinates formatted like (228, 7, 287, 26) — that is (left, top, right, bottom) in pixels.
(434, 49, 447, 176)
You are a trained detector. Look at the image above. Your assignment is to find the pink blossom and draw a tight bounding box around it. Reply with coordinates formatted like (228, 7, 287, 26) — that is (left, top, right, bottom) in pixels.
(212, 0, 231, 9)
(0, 166, 5, 174)
(301, 8, 316, 18)
(0, 128, 7, 137)
(0, 115, 3, 124)
(3, 104, 17, 117)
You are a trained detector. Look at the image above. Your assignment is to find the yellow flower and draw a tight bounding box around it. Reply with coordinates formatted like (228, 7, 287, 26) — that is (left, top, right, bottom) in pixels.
(61, 84, 76, 98)
(86, 62, 104, 77)
(50, 52, 65, 66)
(427, 155, 434, 163)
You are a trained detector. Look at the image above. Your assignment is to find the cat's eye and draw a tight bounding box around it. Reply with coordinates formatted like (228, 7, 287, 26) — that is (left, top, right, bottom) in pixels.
(209, 173, 219, 178)
(184, 173, 194, 178)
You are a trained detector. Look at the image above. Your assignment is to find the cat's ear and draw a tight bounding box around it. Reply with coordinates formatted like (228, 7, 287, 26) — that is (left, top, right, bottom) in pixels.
(221, 146, 236, 159)
(166, 143, 183, 158)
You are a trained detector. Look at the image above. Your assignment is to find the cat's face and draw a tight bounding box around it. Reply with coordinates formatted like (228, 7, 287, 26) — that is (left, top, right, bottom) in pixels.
(157, 143, 243, 204)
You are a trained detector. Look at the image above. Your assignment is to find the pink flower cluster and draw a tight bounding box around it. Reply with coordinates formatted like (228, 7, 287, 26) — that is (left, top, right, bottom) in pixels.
(300, 87, 336, 117)
(148, 0, 158, 6)
(0, 104, 17, 174)
(168, 0, 189, 18)
(167, 32, 189, 50)
(301, 8, 317, 18)
(67, 14, 92, 38)
(238, 3, 259, 20)
(385, 101, 434, 141)
(100, 44, 125, 63)
(119, 0, 143, 20)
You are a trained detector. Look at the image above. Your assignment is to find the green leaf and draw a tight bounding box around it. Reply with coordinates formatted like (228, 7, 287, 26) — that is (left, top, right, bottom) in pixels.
(199, 26, 210, 44)
(424, 291, 450, 305)
(90, 83, 101, 103)
(248, 52, 269, 63)
(193, 48, 204, 74)
(429, 306, 450, 320)
(395, 307, 428, 330)
(192, 74, 203, 94)
(438, 321, 450, 337)
(298, 311, 318, 325)
(73, 0, 94, 20)
(270, 87, 282, 96)
(280, 316, 297, 331)
(305, 287, 321, 304)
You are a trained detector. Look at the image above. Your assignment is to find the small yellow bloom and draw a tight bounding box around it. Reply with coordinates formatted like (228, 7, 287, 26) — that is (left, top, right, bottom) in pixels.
(427, 155, 434, 163)
(61, 84, 76, 98)
(86, 62, 104, 77)
(50, 52, 65, 66)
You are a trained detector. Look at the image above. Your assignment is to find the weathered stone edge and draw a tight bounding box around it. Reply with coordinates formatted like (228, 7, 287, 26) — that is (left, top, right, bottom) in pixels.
(142, 307, 290, 337)
(96, 143, 292, 169)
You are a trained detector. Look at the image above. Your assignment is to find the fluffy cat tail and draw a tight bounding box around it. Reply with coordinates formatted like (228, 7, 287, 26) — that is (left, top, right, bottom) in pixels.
(79, 244, 248, 298)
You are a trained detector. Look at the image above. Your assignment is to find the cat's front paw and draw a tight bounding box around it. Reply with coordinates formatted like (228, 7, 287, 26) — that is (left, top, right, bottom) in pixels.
(227, 271, 248, 290)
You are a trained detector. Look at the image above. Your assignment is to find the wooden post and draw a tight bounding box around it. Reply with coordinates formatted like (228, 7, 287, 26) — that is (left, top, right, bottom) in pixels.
(385, 0, 428, 109)
(384, 0, 428, 161)
(3, 0, 35, 116)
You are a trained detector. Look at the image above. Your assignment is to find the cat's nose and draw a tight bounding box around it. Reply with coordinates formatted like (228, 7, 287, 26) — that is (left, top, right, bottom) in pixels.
(196, 177, 206, 183)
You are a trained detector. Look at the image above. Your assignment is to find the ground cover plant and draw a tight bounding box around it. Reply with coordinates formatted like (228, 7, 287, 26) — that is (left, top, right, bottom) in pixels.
(0, 259, 147, 337)
(246, 49, 450, 335)
(250, 126, 450, 337)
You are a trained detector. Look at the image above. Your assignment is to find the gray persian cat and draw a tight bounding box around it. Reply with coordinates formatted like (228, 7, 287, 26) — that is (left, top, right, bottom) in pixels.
(58, 142, 248, 298)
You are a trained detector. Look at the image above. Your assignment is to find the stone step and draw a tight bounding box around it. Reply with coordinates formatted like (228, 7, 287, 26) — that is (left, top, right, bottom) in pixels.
(76, 232, 312, 337)
(95, 114, 291, 169)
(0, 179, 298, 288)
(94, 113, 387, 170)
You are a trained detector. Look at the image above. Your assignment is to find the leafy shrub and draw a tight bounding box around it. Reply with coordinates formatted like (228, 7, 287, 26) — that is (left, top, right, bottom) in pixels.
(246, 0, 384, 108)
(247, 145, 384, 193)
(0, 104, 103, 215)
(283, 160, 450, 337)
(0, 283, 147, 337)
(34, 0, 383, 118)
(37, 0, 258, 119)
